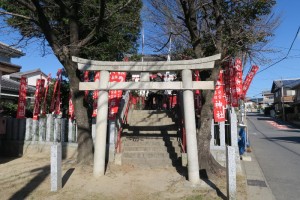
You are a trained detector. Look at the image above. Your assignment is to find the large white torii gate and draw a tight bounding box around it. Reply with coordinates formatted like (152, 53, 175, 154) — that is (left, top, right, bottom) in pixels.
(72, 53, 221, 184)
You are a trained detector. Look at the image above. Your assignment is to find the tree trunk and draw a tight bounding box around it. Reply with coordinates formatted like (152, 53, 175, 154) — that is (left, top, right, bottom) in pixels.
(65, 58, 93, 165)
(197, 64, 225, 177)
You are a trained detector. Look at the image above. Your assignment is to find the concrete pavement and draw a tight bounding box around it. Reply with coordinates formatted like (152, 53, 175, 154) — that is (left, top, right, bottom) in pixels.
(246, 113, 300, 200)
(241, 151, 275, 200)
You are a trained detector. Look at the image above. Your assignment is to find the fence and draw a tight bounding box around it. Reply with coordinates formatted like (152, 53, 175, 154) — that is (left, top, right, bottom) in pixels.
(210, 108, 241, 175)
(2, 114, 77, 143)
(210, 108, 238, 149)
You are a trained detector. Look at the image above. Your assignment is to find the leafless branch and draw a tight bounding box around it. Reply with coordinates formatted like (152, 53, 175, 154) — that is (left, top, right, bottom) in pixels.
(0, 10, 33, 20)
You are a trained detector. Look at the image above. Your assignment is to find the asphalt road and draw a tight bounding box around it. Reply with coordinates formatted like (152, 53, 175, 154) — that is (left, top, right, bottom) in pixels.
(246, 113, 300, 200)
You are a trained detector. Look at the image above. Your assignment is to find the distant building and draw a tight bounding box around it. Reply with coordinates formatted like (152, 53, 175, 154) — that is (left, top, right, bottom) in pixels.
(0, 42, 38, 105)
(261, 90, 274, 108)
(291, 82, 300, 124)
(271, 78, 300, 119)
(4, 68, 48, 87)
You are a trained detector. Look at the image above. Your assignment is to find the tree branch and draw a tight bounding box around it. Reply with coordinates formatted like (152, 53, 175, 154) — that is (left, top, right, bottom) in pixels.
(54, 0, 71, 16)
(104, 0, 133, 20)
(30, 0, 61, 55)
(77, 0, 106, 48)
(0, 10, 33, 21)
(15, 0, 36, 11)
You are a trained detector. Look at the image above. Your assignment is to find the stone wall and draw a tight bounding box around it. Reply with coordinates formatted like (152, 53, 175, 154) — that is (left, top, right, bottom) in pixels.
(0, 115, 77, 158)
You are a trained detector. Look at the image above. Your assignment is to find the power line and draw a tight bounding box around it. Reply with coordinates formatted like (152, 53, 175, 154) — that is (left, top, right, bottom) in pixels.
(256, 26, 300, 74)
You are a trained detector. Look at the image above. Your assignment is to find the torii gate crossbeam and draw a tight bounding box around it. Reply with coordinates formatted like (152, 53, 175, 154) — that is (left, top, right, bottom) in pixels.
(72, 53, 221, 184)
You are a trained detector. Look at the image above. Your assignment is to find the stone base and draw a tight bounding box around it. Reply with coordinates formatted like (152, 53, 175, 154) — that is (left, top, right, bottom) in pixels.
(114, 153, 122, 165)
(241, 155, 252, 161)
(0, 140, 77, 159)
(211, 146, 243, 175)
(181, 153, 188, 167)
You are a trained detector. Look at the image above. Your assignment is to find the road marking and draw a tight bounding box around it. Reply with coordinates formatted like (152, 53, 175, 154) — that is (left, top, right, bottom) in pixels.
(265, 120, 291, 130)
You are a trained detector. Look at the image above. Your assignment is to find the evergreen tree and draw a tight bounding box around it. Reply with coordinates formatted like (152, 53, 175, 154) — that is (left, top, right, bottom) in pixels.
(0, 0, 142, 164)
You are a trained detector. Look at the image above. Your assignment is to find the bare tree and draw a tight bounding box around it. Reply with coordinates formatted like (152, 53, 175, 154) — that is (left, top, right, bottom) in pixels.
(144, 0, 278, 176)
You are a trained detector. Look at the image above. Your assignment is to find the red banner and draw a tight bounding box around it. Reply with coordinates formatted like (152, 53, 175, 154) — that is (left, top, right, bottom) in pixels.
(213, 71, 226, 122)
(92, 72, 100, 117)
(42, 74, 51, 115)
(223, 61, 231, 105)
(68, 93, 75, 119)
(16, 76, 27, 118)
(50, 69, 62, 113)
(84, 71, 89, 100)
(229, 58, 243, 107)
(33, 79, 45, 120)
(234, 58, 243, 97)
(193, 70, 202, 115)
(242, 65, 259, 99)
(229, 61, 238, 107)
(108, 72, 126, 120)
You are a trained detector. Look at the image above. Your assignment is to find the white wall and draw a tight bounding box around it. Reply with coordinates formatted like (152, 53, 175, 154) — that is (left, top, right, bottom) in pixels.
(28, 74, 48, 86)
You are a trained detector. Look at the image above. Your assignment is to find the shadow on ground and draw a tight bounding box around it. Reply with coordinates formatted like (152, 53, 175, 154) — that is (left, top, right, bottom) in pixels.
(9, 165, 50, 200)
(267, 136, 300, 144)
(200, 169, 227, 200)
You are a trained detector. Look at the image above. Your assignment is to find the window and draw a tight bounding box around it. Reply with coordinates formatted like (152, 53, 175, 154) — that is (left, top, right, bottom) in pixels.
(286, 90, 295, 96)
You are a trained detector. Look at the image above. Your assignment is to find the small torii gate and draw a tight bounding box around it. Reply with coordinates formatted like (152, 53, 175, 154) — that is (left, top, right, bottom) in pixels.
(72, 53, 221, 184)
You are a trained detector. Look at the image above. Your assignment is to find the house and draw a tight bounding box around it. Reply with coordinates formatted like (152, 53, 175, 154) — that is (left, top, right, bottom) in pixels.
(1, 77, 35, 104)
(4, 68, 48, 87)
(270, 78, 300, 120)
(245, 98, 263, 111)
(261, 90, 274, 108)
(0, 42, 36, 107)
(290, 82, 300, 124)
(0, 42, 24, 102)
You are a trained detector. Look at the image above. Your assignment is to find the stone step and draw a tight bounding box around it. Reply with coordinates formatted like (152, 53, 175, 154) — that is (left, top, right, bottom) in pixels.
(128, 119, 176, 126)
(131, 110, 175, 119)
(123, 126, 178, 133)
(122, 151, 178, 159)
(122, 129, 178, 135)
(122, 145, 181, 153)
(121, 157, 180, 168)
(122, 137, 180, 146)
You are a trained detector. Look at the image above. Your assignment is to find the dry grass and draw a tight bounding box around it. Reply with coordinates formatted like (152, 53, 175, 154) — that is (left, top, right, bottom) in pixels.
(0, 156, 247, 200)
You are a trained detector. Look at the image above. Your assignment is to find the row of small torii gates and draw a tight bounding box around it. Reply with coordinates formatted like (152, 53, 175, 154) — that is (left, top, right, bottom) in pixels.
(72, 53, 221, 184)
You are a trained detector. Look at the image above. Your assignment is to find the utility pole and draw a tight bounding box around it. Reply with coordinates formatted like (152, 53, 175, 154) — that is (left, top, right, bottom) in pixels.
(281, 82, 285, 121)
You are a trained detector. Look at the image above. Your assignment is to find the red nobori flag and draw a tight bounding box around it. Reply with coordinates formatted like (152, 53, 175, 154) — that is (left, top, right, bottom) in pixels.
(213, 70, 226, 122)
(230, 58, 243, 107)
(234, 58, 243, 97)
(229, 61, 238, 107)
(50, 69, 62, 113)
(84, 71, 89, 100)
(68, 93, 75, 119)
(16, 76, 27, 119)
(223, 61, 231, 105)
(92, 72, 100, 117)
(242, 65, 259, 99)
(193, 70, 202, 115)
(108, 72, 126, 120)
(42, 74, 51, 115)
(33, 79, 45, 120)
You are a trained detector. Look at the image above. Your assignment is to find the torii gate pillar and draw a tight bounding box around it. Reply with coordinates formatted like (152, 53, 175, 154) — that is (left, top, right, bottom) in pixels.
(94, 70, 109, 177)
(182, 69, 201, 184)
(73, 53, 221, 181)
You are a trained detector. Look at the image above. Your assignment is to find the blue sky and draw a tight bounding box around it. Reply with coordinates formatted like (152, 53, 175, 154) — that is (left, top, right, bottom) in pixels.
(2, 0, 300, 98)
(247, 0, 300, 98)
